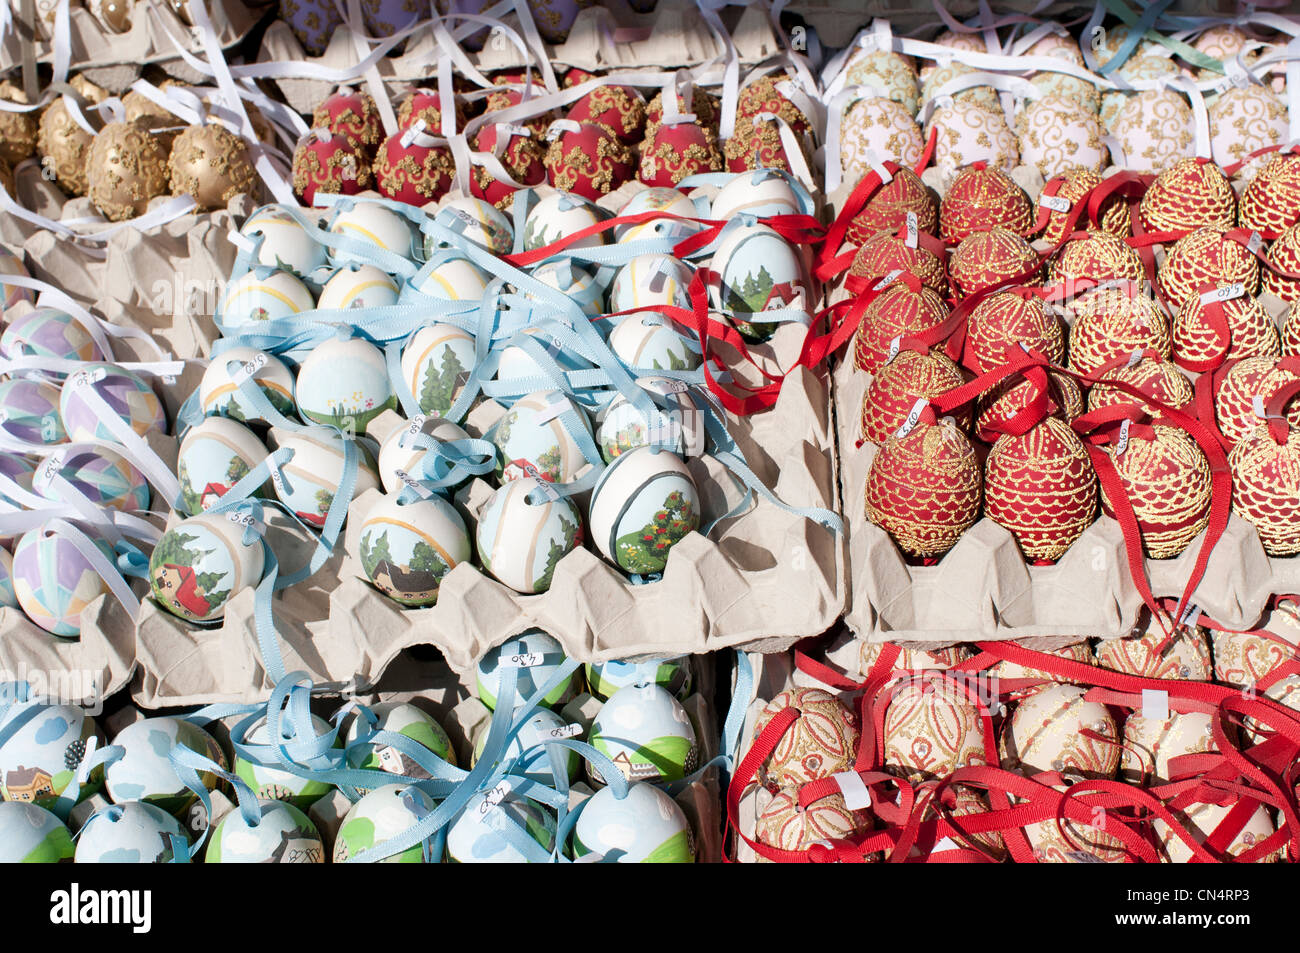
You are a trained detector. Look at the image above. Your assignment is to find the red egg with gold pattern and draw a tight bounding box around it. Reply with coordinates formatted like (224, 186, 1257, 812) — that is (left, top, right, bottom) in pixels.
(543, 121, 634, 200)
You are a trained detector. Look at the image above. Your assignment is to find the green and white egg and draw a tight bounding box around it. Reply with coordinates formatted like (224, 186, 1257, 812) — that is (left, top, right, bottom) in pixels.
(476, 477, 583, 594)
(199, 346, 296, 424)
(357, 493, 470, 607)
(104, 717, 225, 816)
(711, 222, 809, 341)
(0, 801, 74, 862)
(149, 513, 265, 623)
(522, 192, 605, 251)
(476, 630, 581, 712)
(345, 702, 456, 784)
(74, 801, 189, 863)
(489, 389, 594, 485)
(608, 313, 701, 372)
(399, 324, 476, 419)
(588, 446, 700, 574)
(588, 683, 700, 786)
(572, 781, 694, 862)
(0, 701, 101, 808)
(233, 713, 338, 809)
(294, 336, 397, 434)
(470, 707, 580, 785)
(205, 799, 324, 863)
(445, 785, 557, 863)
(595, 377, 703, 461)
(332, 783, 436, 863)
(176, 417, 267, 515)
(586, 656, 691, 701)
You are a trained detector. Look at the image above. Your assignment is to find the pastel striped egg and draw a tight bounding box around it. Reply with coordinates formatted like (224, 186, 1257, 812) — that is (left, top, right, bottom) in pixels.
(328, 200, 414, 263)
(40, 444, 150, 513)
(609, 254, 694, 313)
(0, 378, 66, 446)
(429, 196, 514, 257)
(11, 522, 114, 637)
(0, 307, 105, 367)
(58, 363, 165, 442)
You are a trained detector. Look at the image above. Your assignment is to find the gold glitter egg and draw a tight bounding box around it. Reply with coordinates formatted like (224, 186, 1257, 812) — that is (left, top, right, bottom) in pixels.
(86, 120, 172, 222)
(168, 123, 258, 211)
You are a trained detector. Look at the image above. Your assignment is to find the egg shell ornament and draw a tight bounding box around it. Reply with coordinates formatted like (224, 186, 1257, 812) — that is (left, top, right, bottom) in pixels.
(1087, 358, 1194, 417)
(206, 799, 324, 863)
(294, 337, 396, 434)
(149, 512, 266, 623)
(1101, 424, 1213, 559)
(1120, 710, 1217, 786)
(475, 630, 580, 711)
(597, 377, 703, 461)
(607, 254, 692, 313)
(0, 378, 65, 446)
(927, 103, 1019, 188)
(312, 91, 383, 156)
(1161, 227, 1261, 311)
(0, 549, 16, 609)
(1212, 627, 1300, 741)
(751, 688, 859, 788)
(36, 95, 97, 197)
(0, 701, 101, 807)
(977, 371, 1083, 440)
(347, 702, 456, 780)
(1155, 799, 1280, 863)
(267, 426, 380, 529)
(446, 787, 557, 863)
(291, 130, 374, 207)
(279, 0, 342, 54)
(883, 674, 987, 782)
(177, 417, 266, 515)
(1230, 426, 1300, 555)
(239, 206, 330, 279)
(168, 123, 257, 211)
(616, 186, 701, 244)
(848, 231, 947, 296)
(233, 713, 338, 807)
(373, 133, 456, 207)
(712, 223, 809, 341)
(940, 166, 1033, 243)
(430, 196, 514, 257)
(1001, 683, 1120, 779)
(586, 656, 690, 702)
(860, 350, 967, 447)
(1066, 286, 1172, 375)
(985, 641, 1094, 683)
(75, 801, 189, 863)
(0, 802, 74, 862)
(328, 200, 415, 263)
(522, 191, 606, 251)
(1016, 95, 1107, 179)
(588, 683, 699, 786)
(86, 120, 170, 222)
(376, 415, 471, 495)
(566, 85, 647, 144)
(1041, 168, 1131, 245)
(0, 308, 105, 367)
(607, 313, 699, 372)
(638, 121, 721, 187)
(471, 124, 546, 209)
(1049, 230, 1143, 287)
(572, 780, 694, 862)
(948, 228, 1041, 298)
(859, 641, 972, 675)
(588, 446, 700, 575)
(1264, 222, 1300, 302)
(199, 346, 296, 423)
(1209, 87, 1288, 173)
(1215, 356, 1300, 445)
(723, 114, 808, 177)
(220, 269, 316, 329)
(1096, 617, 1212, 681)
(410, 255, 490, 302)
(104, 717, 224, 815)
(846, 166, 938, 242)
(1112, 89, 1194, 175)
(489, 390, 593, 485)
(396, 87, 466, 134)
(921, 62, 1000, 112)
(852, 281, 950, 374)
(0, 82, 37, 167)
(1239, 153, 1300, 236)
(332, 784, 436, 863)
(40, 444, 150, 514)
(395, 327, 473, 421)
(1175, 292, 1279, 366)
(736, 75, 813, 137)
(0, 247, 34, 309)
(1140, 158, 1236, 235)
(709, 168, 803, 221)
(544, 121, 635, 201)
(357, 494, 469, 606)
(483, 86, 559, 137)
(1021, 787, 1129, 863)
(1285, 303, 1300, 355)
(476, 478, 582, 595)
(753, 788, 866, 859)
(316, 263, 400, 311)
(844, 48, 920, 115)
(966, 291, 1065, 373)
(11, 523, 114, 638)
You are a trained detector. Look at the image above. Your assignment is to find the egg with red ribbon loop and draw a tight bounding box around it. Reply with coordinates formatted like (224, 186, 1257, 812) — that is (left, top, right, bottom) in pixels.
(751, 687, 860, 789)
(1154, 800, 1283, 863)
(1068, 285, 1172, 376)
(851, 277, 950, 374)
(1239, 152, 1300, 237)
(859, 641, 973, 676)
(637, 121, 721, 188)
(860, 349, 967, 447)
(1285, 302, 1300, 355)
(1173, 290, 1280, 369)
(939, 165, 1034, 243)
(1229, 422, 1300, 556)
(882, 673, 988, 782)
(1263, 221, 1300, 302)
(985, 416, 1098, 562)
(543, 121, 635, 200)
(735, 75, 813, 139)
(396, 87, 466, 134)
(1048, 230, 1143, 289)
(1039, 168, 1131, 246)
(645, 87, 720, 131)
(865, 415, 982, 559)
(1210, 626, 1300, 742)
(311, 91, 383, 157)
(753, 788, 870, 859)
(1214, 355, 1300, 445)
(565, 85, 647, 144)
(470, 124, 545, 209)
(1095, 608, 1213, 681)
(1087, 357, 1193, 418)
(845, 165, 937, 244)
(1000, 683, 1121, 779)
(291, 130, 373, 206)
(1158, 227, 1260, 310)
(847, 230, 946, 297)
(1119, 708, 1218, 786)
(373, 132, 455, 207)
(1138, 158, 1237, 235)
(723, 114, 808, 177)
(1099, 423, 1213, 559)
(947, 227, 1040, 298)
(976, 371, 1083, 443)
(839, 97, 925, 176)
(965, 290, 1065, 373)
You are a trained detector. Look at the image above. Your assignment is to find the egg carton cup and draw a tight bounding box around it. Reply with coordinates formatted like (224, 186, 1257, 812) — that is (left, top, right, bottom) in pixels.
(0, 0, 264, 94)
(730, 647, 800, 862)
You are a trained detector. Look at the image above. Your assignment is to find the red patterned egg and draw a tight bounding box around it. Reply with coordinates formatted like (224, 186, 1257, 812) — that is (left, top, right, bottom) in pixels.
(852, 282, 950, 373)
(1173, 292, 1280, 367)
(1158, 227, 1260, 310)
(845, 166, 937, 243)
(1263, 222, 1300, 302)
(543, 122, 634, 200)
(1040, 167, 1131, 246)
(1214, 356, 1300, 445)
(860, 350, 966, 446)
(1138, 158, 1236, 234)
(947, 228, 1040, 297)
(1067, 286, 1172, 375)
(396, 87, 466, 133)
(373, 133, 455, 206)
(638, 121, 721, 188)
(1099, 424, 1213, 559)
(1239, 152, 1300, 236)
(471, 124, 545, 209)
(645, 88, 720, 131)
(735, 75, 813, 138)
(976, 371, 1083, 440)
(883, 674, 987, 782)
(939, 165, 1033, 243)
(1087, 358, 1193, 417)
(1048, 230, 1143, 287)
(1230, 425, 1300, 556)
(966, 291, 1064, 372)
(484, 86, 559, 137)
(311, 91, 383, 157)
(566, 85, 647, 143)
(291, 130, 374, 206)
(751, 687, 860, 788)
(723, 114, 807, 176)
(848, 231, 947, 296)
(1284, 303, 1300, 355)
(753, 789, 869, 857)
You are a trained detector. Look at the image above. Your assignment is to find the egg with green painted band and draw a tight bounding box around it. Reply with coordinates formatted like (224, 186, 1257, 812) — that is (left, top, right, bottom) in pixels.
(522, 192, 607, 251)
(616, 187, 701, 244)
(572, 781, 695, 862)
(74, 801, 189, 863)
(0, 701, 102, 808)
(596, 377, 704, 462)
(345, 702, 456, 784)
(0, 307, 106, 367)
(710, 169, 804, 221)
(37, 444, 150, 514)
(445, 785, 557, 862)
(240, 206, 329, 278)
(429, 196, 514, 257)
(233, 714, 338, 809)
(608, 254, 694, 314)
(11, 523, 115, 638)
(711, 223, 809, 342)
(199, 346, 296, 424)
(176, 417, 266, 515)
(317, 263, 400, 311)
(332, 783, 436, 863)
(475, 630, 581, 711)
(608, 313, 701, 373)
(588, 446, 700, 575)
(267, 426, 380, 531)
(586, 656, 691, 702)
(470, 707, 579, 784)
(58, 363, 166, 442)
(294, 337, 397, 434)
(0, 801, 74, 862)
(400, 324, 476, 419)
(104, 717, 225, 816)
(220, 269, 315, 328)
(149, 513, 265, 624)
(376, 415, 471, 495)
(476, 477, 583, 594)
(0, 378, 66, 446)
(357, 493, 469, 607)
(205, 798, 324, 863)
(489, 390, 594, 485)
(409, 256, 490, 301)
(328, 200, 415, 263)
(588, 683, 700, 786)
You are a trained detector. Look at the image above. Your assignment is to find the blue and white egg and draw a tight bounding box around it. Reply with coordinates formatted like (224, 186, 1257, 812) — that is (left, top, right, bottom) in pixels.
(344, 702, 456, 781)
(220, 269, 315, 329)
(376, 415, 472, 495)
(586, 655, 691, 701)
(470, 707, 580, 785)
(476, 477, 583, 594)
(332, 783, 437, 863)
(445, 785, 557, 863)
(571, 781, 694, 862)
(475, 630, 581, 711)
(407, 255, 491, 301)
(0, 801, 74, 862)
(711, 223, 809, 341)
(176, 417, 267, 515)
(607, 312, 701, 372)
(75, 801, 190, 863)
(608, 254, 694, 313)
(328, 200, 416, 264)
(526, 260, 604, 318)
(488, 390, 594, 485)
(399, 324, 476, 419)
(316, 263, 401, 311)
(595, 377, 704, 462)
(232, 713, 338, 809)
(710, 169, 805, 220)
(428, 196, 514, 257)
(587, 683, 700, 786)
(294, 336, 397, 434)
(0, 701, 101, 809)
(199, 346, 296, 424)
(205, 799, 325, 863)
(616, 187, 701, 244)
(104, 717, 225, 815)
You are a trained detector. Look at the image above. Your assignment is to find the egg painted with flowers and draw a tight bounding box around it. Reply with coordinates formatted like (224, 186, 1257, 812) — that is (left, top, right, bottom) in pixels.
(839, 96, 925, 175)
(589, 445, 699, 574)
(220, 269, 315, 330)
(294, 337, 396, 434)
(357, 494, 469, 607)
(597, 377, 702, 461)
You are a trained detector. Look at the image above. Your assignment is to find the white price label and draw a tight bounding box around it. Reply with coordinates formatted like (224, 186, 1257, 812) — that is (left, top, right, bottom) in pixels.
(657, 378, 690, 394)
(392, 468, 434, 498)
(904, 212, 918, 249)
(1180, 603, 1202, 627)
(885, 336, 902, 364)
(1252, 394, 1268, 419)
(232, 352, 267, 385)
(227, 230, 256, 253)
(894, 398, 928, 439)
(69, 367, 108, 388)
(34, 452, 65, 490)
(503, 651, 543, 668)
(832, 770, 872, 811)
(1141, 688, 1169, 722)
(548, 723, 583, 740)
(376, 746, 406, 774)
(1114, 418, 1131, 457)
(1200, 283, 1245, 305)
(1247, 231, 1264, 255)
(1039, 193, 1071, 214)
(270, 467, 287, 493)
(478, 779, 513, 815)
(1126, 348, 1144, 368)
(226, 510, 258, 528)
(407, 415, 428, 437)
(873, 269, 903, 291)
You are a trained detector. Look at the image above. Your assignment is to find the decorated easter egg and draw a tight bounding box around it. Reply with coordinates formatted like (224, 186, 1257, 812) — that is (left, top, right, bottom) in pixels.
(206, 799, 324, 863)
(105, 717, 224, 815)
(168, 124, 256, 211)
(860, 350, 965, 447)
(1001, 683, 1120, 779)
(985, 640, 1094, 684)
(638, 121, 721, 187)
(0, 802, 74, 862)
(471, 123, 547, 209)
(476, 477, 582, 594)
(199, 346, 296, 423)
(0, 701, 101, 807)
(446, 786, 557, 863)
(921, 60, 998, 112)
(940, 166, 1033, 243)
(1039, 167, 1130, 246)
(239, 206, 329, 279)
(1021, 785, 1129, 863)
(470, 707, 578, 786)
(312, 91, 383, 156)
(357, 493, 469, 606)
(316, 263, 400, 311)
(608, 313, 700, 372)
(177, 417, 266, 515)
(976, 371, 1083, 441)
(846, 166, 937, 242)
(844, 47, 920, 114)
(397, 86, 464, 133)
(883, 674, 987, 781)
(58, 363, 165, 442)
(0, 81, 36, 167)
(483, 84, 559, 137)
(1154, 799, 1281, 863)
(588, 683, 699, 786)
(1286, 303, 1300, 355)
(1209, 87, 1288, 173)
(544, 121, 635, 200)
(1120, 710, 1216, 785)
(617, 186, 701, 244)
(220, 269, 315, 328)
(566, 85, 646, 143)
(376, 415, 471, 494)
(1101, 425, 1213, 559)
(333, 784, 437, 863)
(859, 641, 973, 676)
(1016, 95, 1107, 178)
(850, 230, 947, 297)
(572, 781, 694, 862)
(291, 130, 373, 206)
(645, 87, 721, 130)
(1049, 230, 1143, 287)
(1067, 285, 1171, 375)
(1214, 356, 1300, 445)
(597, 377, 703, 461)
(852, 279, 950, 373)
(374, 133, 455, 208)
(346, 702, 455, 781)
(710, 168, 804, 221)
(38, 444, 150, 513)
(489, 390, 594, 485)
(476, 630, 581, 711)
(609, 254, 694, 314)
(525, 260, 603, 317)
(840, 95, 925, 177)
(233, 713, 338, 807)
(753, 788, 865, 860)
(586, 656, 690, 702)
(329, 200, 415, 263)
(0, 549, 15, 608)
(949, 228, 1041, 298)
(11, 523, 114, 638)
(410, 256, 490, 302)
(712, 223, 809, 341)
(966, 291, 1065, 372)
(86, 120, 170, 222)
(1140, 158, 1236, 234)
(1087, 358, 1194, 417)
(0, 379, 65, 446)
(0, 308, 104, 367)
(1230, 425, 1300, 556)
(751, 687, 859, 788)
(523, 191, 606, 251)
(1264, 222, 1300, 302)
(429, 196, 514, 257)
(294, 337, 396, 433)
(37, 80, 106, 198)
(928, 103, 1018, 189)
(267, 426, 380, 528)
(1112, 89, 1193, 175)
(0, 247, 34, 309)
(736, 74, 813, 137)
(1239, 153, 1300, 236)
(279, 0, 342, 54)
(589, 446, 699, 574)
(150, 512, 266, 623)
(75, 801, 189, 863)
(723, 113, 810, 176)
(1174, 292, 1279, 368)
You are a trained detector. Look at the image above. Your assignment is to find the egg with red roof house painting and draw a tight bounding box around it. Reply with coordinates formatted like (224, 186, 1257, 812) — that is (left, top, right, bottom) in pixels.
(266, 426, 380, 530)
(711, 223, 809, 342)
(149, 513, 265, 624)
(488, 390, 594, 485)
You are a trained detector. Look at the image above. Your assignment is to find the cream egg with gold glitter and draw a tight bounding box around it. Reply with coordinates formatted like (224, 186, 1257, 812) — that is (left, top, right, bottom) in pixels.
(928, 102, 1018, 188)
(1111, 89, 1194, 175)
(1208, 86, 1288, 174)
(839, 96, 925, 174)
(1016, 94, 1107, 178)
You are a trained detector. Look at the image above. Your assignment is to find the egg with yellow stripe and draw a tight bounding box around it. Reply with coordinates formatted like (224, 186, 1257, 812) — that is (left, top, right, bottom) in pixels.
(356, 493, 470, 607)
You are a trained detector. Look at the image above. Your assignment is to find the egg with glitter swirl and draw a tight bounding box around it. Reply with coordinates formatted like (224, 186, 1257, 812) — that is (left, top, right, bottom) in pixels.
(86, 120, 170, 222)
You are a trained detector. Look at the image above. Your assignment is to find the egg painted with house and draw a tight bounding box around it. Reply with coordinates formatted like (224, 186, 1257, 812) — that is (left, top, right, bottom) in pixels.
(0, 802, 75, 862)
(616, 187, 701, 244)
(75, 801, 189, 863)
(571, 781, 694, 862)
(104, 717, 224, 816)
(294, 337, 396, 434)
(586, 655, 691, 701)
(489, 390, 594, 485)
(357, 493, 470, 607)
(712, 223, 809, 341)
(0, 700, 101, 808)
(345, 702, 456, 783)
(445, 786, 557, 863)
(220, 268, 316, 329)
(239, 205, 328, 279)
(11, 522, 115, 638)
(233, 714, 338, 808)
(588, 683, 700, 785)
(149, 512, 266, 623)
(0, 378, 65, 446)
(588, 446, 700, 574)
(328, 199, 416, 264)
(176, 417, 266, 515)
(476, 477, 583, 594)
(396, 324, 476, 421)
(0, 307, 106, 368)
(59, 363, 165, 443)
(522, 191, 608, 251)
(206, 799, 324, 863)
(597, 377, 703, 462)
(428, 196, 514, 257)
(316, 263, 400, 311)
(608, 313, 701, 373)
(332, 784, 437, 863)
(266, 426, 380, 530)
(470, 707, 579, 785)
(37, 444, 150, 513)
(475, 630, 581, 711)
(377, 415, 472, 494)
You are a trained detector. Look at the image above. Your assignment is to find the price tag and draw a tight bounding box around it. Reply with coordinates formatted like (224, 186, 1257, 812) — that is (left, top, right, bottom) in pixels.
(503, 650, 544, 668)
(232, 352, 267, 385)
(376, 746, 406, 774)
(1179, 602, 1202, 627)
(864, 148, 893, 184)
(1039, 193, 1071, 214)
(657, 378, 690, 394)
(1141, 688, 1169, 722)
(393, 468, 435, 499)
(873, 269, 903, 291)
(406, 415, 428, 439)
(894, 398, 928, 439)
(885, 336, 902, 364)
(477, 779, 513, 815)
(1199, 283, 1245, 305)
(1247, 231, 1264, 255)
(904, 212, 918, 249)
(34, 451, 65, 491)
(1126, 348, 1144, 368)
(832, 770, 872, 811)
(1114, 418, 1131, 457)
(69, 366, 108, 388)
(270, 466, 287, 494)
(399, 119, 427, 149)
(547, 723, 583, 740)
(226, 510, 257, 528)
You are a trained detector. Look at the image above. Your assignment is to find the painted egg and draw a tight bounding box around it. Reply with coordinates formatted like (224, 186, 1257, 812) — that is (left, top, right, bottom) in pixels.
(638, 121, 721, 187)
(722, 113, 809, 177)
(11, 523, 115, 638)
(1211, 626, 1300, 742)
(278, 0, 342, 55)
(489, 390, 594, 485)
(329, 200, 415, 263)
(1087, 358, 1194, 417)
(1160, 227, 1260, 310)
(586, 656, 690, 702)
(928, 103, 1018, 188)
(751, 687, 860, 787)
(525, 260, 603, 317)
(572, 782, 694, 862)
(617, 186, 700, 244)
(374, 133, 455, 208)
(0, 247, 34, 310)
(608, 254, 693, 313)
(1112, 89, 1193, 175)
(849, 231, 945, 297)
(1154, 799, 1280, 863)
(39, 444, 150, 513)
(1239, 153, 1300, 236)
(475, 630, 580, 711)
(852, 280, 950, 374)
(1139, 158, 1236, 234)
(476, 477, 582, 594)
(1066, 285, 1171, 375)
(859, 641, 972, 676)
(588, 446, 699, 574)
(921, 61, 999, 112)
(86, 120, 170, 222)
(220, 269, 315, 329)
(267, 426, 380, 529)
(947, 228, 1040, 297)
(446, 786, 557, 863)
(839, 96, 925, 175)
(882, 673, 987, 781)
(1017, 95, 1107, 178)
(754, 788, 867, 858)
(0, 548, 15, 608)
(239, 206, 329, 279)
(1175, 292, 1279, 366)
(710, 169, 803, 221)
(1230, 426, 1300, 555)
(316, 263, 400, 311)
(168, 124, 257, 211)
(429, 196, 514, 257)
(1266, 223, 1300, 302)
(1021, 783, 1129, 862)
(984, 640, 1093, 683)
(1214, 356, 1300, 445)
(75, 801, 189, 863)
(1040, 167, 1130, 245)
(483, 84, 559, 137)
(1000, 683, 1120, 779)
(544, 121, 635, 200)
(0, 801, 74, 862)
(0, 81, 37, 167)
(1119, 710, 1216, 785)
(409, 256, 490, 301)
(1209, 87, 1288, 175)
(597, 377, 703, 461)
(332, 784, 437, 862)
(233, 713, 338, 808)
(291, 130, 373, 207)
(0, 378, 66, 446)
(608, 313, 700, 372)
(176, 417, 266, 515)
(471, 707, 578, 785)
(294, 337, 396, 434)
(359, 0, 421, 37)
(1049, 230, 1142, 287)
(37, 82, 105, 198)
(844, 48, 920, 115)
(523, 191, 607, 251)
(0, 308, 105, 367)
(566, 85, 646, 144)
(149, 512, 266, 623)
(105, 717, 224, 815)
(376, 415, 471, 495)
(940, 165, 1033, 242)
(346, 702, 455, 781)
(966, 291, 1065, 372)
(206, 799, 324, 863)
(471, 124, 547, 210)
(588, 683, 699, 786)
(847, 166, 937, 239)
(311, 91, 383, 156)
(1102, 425, 1214, 559)
(645, 88, 721, 131)
(712, 223, 809, 341)
(357, 493, 469, 606)
(0, 701, 100, 807)
(736, 74, 813, 137)
(199, 346, 296, 424)
(860, 350, 966, 447)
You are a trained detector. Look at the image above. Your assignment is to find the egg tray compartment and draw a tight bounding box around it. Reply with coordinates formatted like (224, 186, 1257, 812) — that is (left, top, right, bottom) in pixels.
(260, 0, 789, 116)
(0, 0, 265, 93)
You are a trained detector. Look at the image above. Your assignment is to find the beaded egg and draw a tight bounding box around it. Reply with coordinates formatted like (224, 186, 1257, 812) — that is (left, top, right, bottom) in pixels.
(168, 124, 257, 211)
(860, 350, 966, 447)
(347, 701, 456, 785)
(357, 493, 469, 606)
(1239, 153, 1300, 236)
(0, 82, 37, 168)
(966, 291, 1065, 372)
(1264, 222, 1300, 301)
(522, 190, 607, 250)
(86, 120, 170, 222)
(1208, 87, 1288, 173)
(848, 230, 947, 296)
(1111, 90, 1193, 175)
(1001, 683, 1120, 778)
(1016, 95, 1107, 179)
(1230, 425, 1300, 555)
(489, 390, 593, 485)
(0, 246, 34, 309)
(445, 787, 557, 863)
(1174, 292, 1279, 367)
(177, 417, 266, 515)
(233, 713, 337, 807)
(0, 378, 66, 447)
(1214, 356, 1300, 445)
(150, 512, 266, 623)
(845, 165, 937, 241)
(291, 130, 373, 207)
(373, 133, 455, 207)
(976, 371, 1083, 440)
(39, 444, 150, 514)
(544, 121, 635, 200)
(483, 85, 559, 137)
(317, 263, 400, 311)
(476, 477, 582, 594)
(723, 114, 808, 177)
(0, 700, 101, 806)
(927, 103, 1019, 188)
(735, 75, 813, 138)
(588, 446, 700, 575)
(947, 228, 1040, 297)
(0, 802, 74, 862)
(104, 717, 224, 815)
(1101, 424, 1213, 559)
(1048, 230, 1143, 287)
(430, 196, 514, 257)
(921, 61, 999, 113)
(883, 674, 987, 781)
(754, 789, 866, 858)
(220, 269, 315, 329)
(940, 166, 1033, 243)
(332, 784, 437, 863)
(852, 279, 950, 373)
(1139, 158, 1236, 234)
(566, 85, 647, 144)
(1119, 710, 1216, 785)
(1087, 358, 1194, 417)
(586, 655, 690, 701)
(1067, 285, 1172, 375)
(238, 206, 329, 279)
(206, 800, 324, 863)
(1160, 227, 1260, 309)
(712, 223, 809, 341)
(312, 91, 383, 156)
(751, 687, 859, 788)
(839, 97, 925, 175)
(266, 426, 381, 529)
(397, 86, 465, 134)
(294, 337, 396, 434)
(588, 683, 700, 786)
(645, 88, 721, 131)
(75, 802, 189, 864)
(638, 121, 722, 187)
(572, 782, 694, 862)
(11, 523, 114, 637)
(200, 346, 296, 423)
(475, 630, 581, 711)
(0, 307, 105, 367)
(60, 363, 166, 442)
(471, 124, 546, 209)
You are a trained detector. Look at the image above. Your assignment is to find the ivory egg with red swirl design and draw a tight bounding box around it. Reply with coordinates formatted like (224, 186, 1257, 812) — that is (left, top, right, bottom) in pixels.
(753, 788, 870, 858)
(723, 115, 808, 177)
(1099, 424, 1213, 559)
(311, 91, 383, 157)
(291, 130, 373, 206)
(1239, 153, 1300, 236)
(1211, 627, 1300, 742)
(1154, 799, 1282, 863)
(927, 103, 1018, 190)
(484, 87, 559, 138)
(947, 228, 1040, 298)
(976, 372, 1083, 443)
(852, 282, 950, 373)
(1095, 613, 1213, 681)
(882, 673, 988, 782)
(1022, 792, 1130, 863)
(1040, 167, 1131, 246)
(966, 291, 1065, 373)
(1213, 356, 1300, 445)
(1016, 95, 1107, 179)
(848, 231, 947, 295)
(751, 687, 861, 789)
(985, 641, 1094, 685)
(860, 350, 967, 447)
(858, 640, 973, 677)
(1139, 158, 1237, 235)
(1208, 87, 1288, 174)
(919, 784, 1006, 859)
(839, 97, 925, 176)
(543, 122, 634, 200)
(85, 120, 170, 222)
(1000, 683, 1120, 779)
(1120, 711, 1217, 785)
(470, 125, 545, 209)
(1111, 89, 1194, 176)
(735, 75, 813, 138)
(1263, 222, 1300, 302)
(644, 88, 720, 132)
(565, 85, 647, 144)
(1229, 425, 1300, 556)
(1159, 227, 1260, 309)
(845, 166, 937, 243)
(373, 134, 455, 207)
(864, 418, 982, 559)
(1048, 230, 1143, 287)
(1067, 286, 1172, 376)
(637, 121, 721, 188)
(1087, 358, 1194, 417)
(939, 166, 1034, 243)
(984, 417, 1098, 561)
(843, 48, 920, 116)
(1173, 292, 1280, 368)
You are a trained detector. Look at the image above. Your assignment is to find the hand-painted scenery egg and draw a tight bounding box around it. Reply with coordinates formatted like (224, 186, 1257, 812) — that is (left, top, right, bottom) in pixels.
(11, 523, 115, 638)
(75, 801, 189, 863)
(476, 477, 582, 594)
(608, 313, 700, 372)
(233, 713, 338, 808)
(409, 256, 490, 301)
(586, 655, 690, 701)
(357, 493, 470, 606)
(522, 191, 607, 251)
(39, 444, 150, 514)
(0, 801, 74, 862)
(446, 786, 557, 863)
(329, 200, 416, 264)
(0, 701, 101, 807)
(316, 263, 400, 311)
(399, 324, 476, 418)
(332, 783, 436, 863)
(470, 707, 577, 785)
(200, 347, 296, 424)
(588, 446, 700, 574)
(0, 308, 105, 367)
(525, 260, 604, 317)
(597, 377, 703, 461)
(710, 168, 804, 221)
(712, 223, 809, 341)
(267, 427, 380, 529)
(177, 417, 266, 515)
(489, 390, 594, 485)
(295, 337, 396, 433)
(104, 717, 224, 816)
(572, 782, 693, 862)
(346, 702, 456, 782)
(0, 246, 34, 309)
(608, 254, 694, 313)
(240, 206, 329, 279)
(429, 196, 514, 257)
(476, 630, 581, 711)
(220, 269, 316, 329)
(149, 512, 266, 623)
(205, 798, 324, 863)
(376, 415, 471, 494)
(0, 378, 66, 446)
(616, 186, 700, 244)
(588, 683, 699, 785)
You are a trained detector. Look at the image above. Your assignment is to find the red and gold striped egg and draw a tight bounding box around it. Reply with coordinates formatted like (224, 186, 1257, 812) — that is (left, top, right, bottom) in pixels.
(1263, 222, 1300, 302)
(1040, 167, 1131, 246)
(948, 228, 1041, 297)
(965, 291, 1065, 373)
(1138, 157, 1236, 234)
(543, 122, 635, 200)
(976, 371, 1083, 440)
(1087, 358, 1194, 417)
(1173, 292, 1280, 367)
(860, 350, 966, 446)
(846, 166, 937, 243)
(1239, 152, 1300, 236)
(852, 282, 951, 373)
(1067, 286, 1172, 375)
(848, 231, 947, 295)
(1229, 425, 1300, 556)
(1100, 424, 1213, 559)
(939, 166, 1034, 243)
(1158, 227, 1260, 309)
(752, 687, 861, 788)
(1048, 230, 1143, 287)
(1214, 356, 1300, 445)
